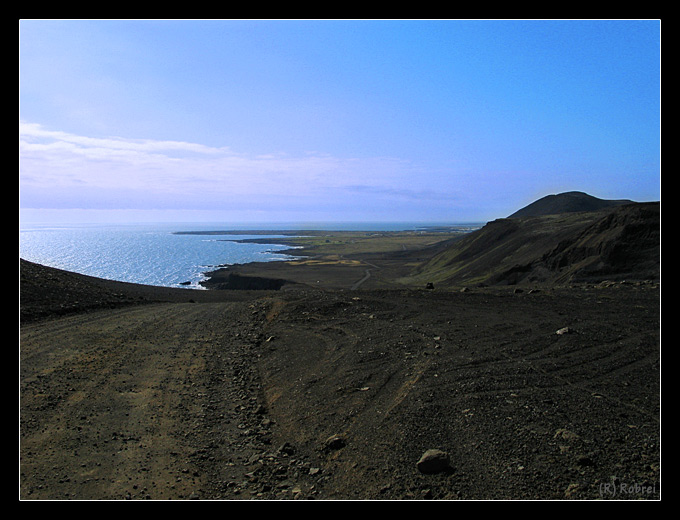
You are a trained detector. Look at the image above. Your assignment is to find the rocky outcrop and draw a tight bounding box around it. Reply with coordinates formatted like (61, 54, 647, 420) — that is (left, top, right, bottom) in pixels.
(408, 200, 659, 288)
(202, 272, 289, 291)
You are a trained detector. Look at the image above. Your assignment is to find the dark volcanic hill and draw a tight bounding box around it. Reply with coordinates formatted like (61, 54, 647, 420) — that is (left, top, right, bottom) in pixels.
(403, 197, 659, 288)
(508, 191, 633, 218)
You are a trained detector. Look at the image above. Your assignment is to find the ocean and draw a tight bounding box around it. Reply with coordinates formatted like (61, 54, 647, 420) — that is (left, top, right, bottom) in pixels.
(18, 222, 299, 289)
(19, 221, 468, 289)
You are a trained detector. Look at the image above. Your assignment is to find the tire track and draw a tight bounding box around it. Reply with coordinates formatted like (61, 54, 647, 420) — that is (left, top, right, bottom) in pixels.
(20, 302, 245, 499)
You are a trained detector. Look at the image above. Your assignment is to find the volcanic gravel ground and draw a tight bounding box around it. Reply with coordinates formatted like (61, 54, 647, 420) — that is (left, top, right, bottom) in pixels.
(20, 273, 660, 500)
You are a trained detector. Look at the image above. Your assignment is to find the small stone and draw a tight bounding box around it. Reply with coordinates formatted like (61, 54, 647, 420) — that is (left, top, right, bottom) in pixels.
(564, 483, 581, 498)
(278, 442, 295, 455)
(554, 428, 580, 441)
(576, 455, 594, 467)
(556, 327, 573, 335)
(416, 449, 450, 473)
(324, 434, 346, 451)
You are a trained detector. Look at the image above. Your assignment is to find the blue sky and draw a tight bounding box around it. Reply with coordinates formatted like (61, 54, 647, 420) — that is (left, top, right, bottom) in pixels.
(19, 19, 661, 224)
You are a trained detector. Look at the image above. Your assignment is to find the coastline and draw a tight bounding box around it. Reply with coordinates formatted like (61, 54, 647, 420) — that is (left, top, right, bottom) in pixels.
(196, 228, 472, 291)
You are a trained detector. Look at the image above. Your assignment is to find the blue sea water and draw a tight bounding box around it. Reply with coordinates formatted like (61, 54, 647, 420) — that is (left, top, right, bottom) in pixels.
(18, 222, 299, 289)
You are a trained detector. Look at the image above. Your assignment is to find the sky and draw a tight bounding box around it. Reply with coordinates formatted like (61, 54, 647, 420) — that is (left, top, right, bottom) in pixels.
(19, 19, 661, 224)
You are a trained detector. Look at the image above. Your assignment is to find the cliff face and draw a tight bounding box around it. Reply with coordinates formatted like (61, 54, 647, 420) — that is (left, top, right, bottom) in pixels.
(406, 200, 659, 287)
(538, 201, 660, 283)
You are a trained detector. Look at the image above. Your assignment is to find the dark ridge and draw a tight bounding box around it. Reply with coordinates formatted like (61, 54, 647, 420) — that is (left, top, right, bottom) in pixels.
(19, 258, 273, 323)
(508, 191, 634, 218)
(200, 272, 289, 291)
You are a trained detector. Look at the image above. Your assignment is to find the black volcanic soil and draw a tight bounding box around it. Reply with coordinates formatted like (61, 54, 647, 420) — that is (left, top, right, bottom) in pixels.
(19, 259, 660, 500)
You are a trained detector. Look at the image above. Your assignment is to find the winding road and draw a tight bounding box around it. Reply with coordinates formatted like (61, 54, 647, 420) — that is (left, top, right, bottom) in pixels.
(351, 260, 380, 290)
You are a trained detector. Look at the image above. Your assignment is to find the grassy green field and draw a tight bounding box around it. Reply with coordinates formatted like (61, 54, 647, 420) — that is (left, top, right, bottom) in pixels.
(276, 230, 465, 256)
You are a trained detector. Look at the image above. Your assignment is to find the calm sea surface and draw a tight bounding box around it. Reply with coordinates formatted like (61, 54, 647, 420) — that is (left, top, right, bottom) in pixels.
(19, 222, 299, 289)
(19, 221, 468, 289)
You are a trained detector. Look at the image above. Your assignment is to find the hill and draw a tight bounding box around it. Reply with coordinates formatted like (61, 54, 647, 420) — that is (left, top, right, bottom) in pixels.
(508, 191, 634, 218)
(401, 199, 659, 288)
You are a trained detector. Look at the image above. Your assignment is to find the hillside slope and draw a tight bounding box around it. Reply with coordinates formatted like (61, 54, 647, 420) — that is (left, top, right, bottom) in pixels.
(402, 201, 659, 288)
(21, 264, 661, 500)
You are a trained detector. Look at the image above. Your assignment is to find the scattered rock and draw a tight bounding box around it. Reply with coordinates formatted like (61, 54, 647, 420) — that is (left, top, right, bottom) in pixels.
(556, 327, 574, 335)
(564, 483, 582, 498)
(278, 442, 295, 455)
(323, 434, 346, 451)
(554, 428, 580, 441)
(576, 455, 595, 467)
(416, 449, 450, 474)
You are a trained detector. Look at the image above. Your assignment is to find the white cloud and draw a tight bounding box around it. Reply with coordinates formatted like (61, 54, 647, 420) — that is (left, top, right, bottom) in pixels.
(19, 121, 224, 155)
(19, 122, 427, 209)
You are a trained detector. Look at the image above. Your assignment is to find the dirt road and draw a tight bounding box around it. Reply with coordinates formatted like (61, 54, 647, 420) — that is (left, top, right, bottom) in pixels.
(20, 280, 660, 500)
(20, 300, 294, 499)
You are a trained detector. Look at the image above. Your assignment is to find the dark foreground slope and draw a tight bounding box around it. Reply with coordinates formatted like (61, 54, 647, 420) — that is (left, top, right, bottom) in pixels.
(19, 259, 268, 324)
(20, 265, 660, 500)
